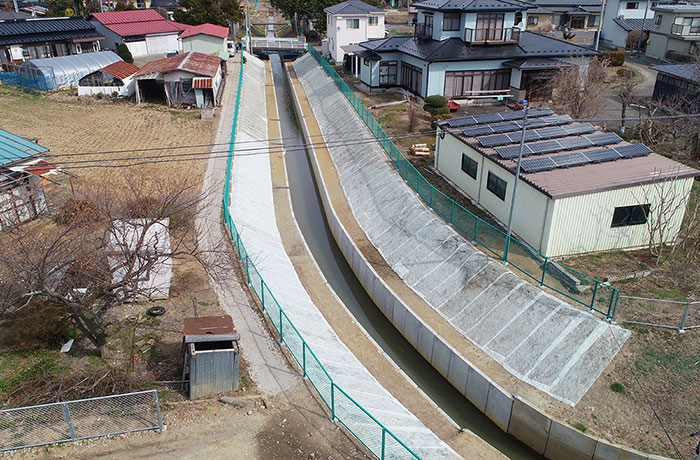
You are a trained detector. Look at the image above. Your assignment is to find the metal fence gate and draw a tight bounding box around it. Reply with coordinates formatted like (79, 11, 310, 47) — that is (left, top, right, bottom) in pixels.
(0, 390, 163, 452)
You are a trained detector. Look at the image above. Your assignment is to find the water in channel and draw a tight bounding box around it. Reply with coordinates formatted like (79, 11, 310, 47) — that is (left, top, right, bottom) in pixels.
(269, 54, 542, 460)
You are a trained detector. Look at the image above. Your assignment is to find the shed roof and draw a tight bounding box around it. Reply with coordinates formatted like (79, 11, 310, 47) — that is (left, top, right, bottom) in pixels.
(439, 109, 699, 199)
(89, 10, 188, 37)
(90, 9, 165, 25)
(612, 17, 653, 31)
(325, 0, 384, 14)
(0, 128, 49, 166)
(135, 51, 221, 78)
(183, 315, 236, 336)
(100, 60, 140, 79)
(0, 11, 32, 20)
(412, 0, 531, 11)
(0, 17, 103, 46)
(651, 63, 700, 84)
(179, 23, 228, 39)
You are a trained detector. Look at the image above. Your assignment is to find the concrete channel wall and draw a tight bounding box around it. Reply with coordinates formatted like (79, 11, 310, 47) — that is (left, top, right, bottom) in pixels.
(286, 57, 671, 460)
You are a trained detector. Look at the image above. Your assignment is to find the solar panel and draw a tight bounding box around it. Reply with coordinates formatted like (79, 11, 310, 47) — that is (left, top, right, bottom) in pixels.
(447, 117, 476, 128)
(565, 123, 596, 136)
(496, 145, 526, 159)
(478, 134, 512, 147)
(462, 125, 494, 137)
(472, 113, 503, 124)
(521, 157, 557, 173)
(613, 143, 652, 158)
(558, 137, 592, 150)
(552, 152, 588, 168)
(535, 126, 569, 140)
(523, 131, 541, 142)
(527, 108, 554, 118)
(587, 132, 622, 146)
(584, 148, 621, 163)
(528, 140, 561, 155)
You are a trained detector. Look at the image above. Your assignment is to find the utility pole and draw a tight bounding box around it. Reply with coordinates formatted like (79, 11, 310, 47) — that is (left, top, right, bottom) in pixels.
(637, 0, 650, 54)
(245, 0, 251, 53)
(504, 100, 528, 263)
(594, 0, 608, 50)
(12, 0, 18, 13)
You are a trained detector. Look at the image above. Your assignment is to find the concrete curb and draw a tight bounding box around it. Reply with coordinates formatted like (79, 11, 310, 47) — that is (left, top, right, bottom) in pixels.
(289, 55, 673, 460)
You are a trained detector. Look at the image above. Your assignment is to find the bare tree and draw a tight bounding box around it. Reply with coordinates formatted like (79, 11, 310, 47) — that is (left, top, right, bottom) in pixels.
(633, 171, 693, 264)
(615, 67, 642, 133)
(546, 58, 608, 118)
(0, 176, 224, 357)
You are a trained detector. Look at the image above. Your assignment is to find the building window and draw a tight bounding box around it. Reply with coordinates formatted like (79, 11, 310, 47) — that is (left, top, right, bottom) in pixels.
(401, 62, 422, 94)
(527, 16, 538, 26)
(475, 13, 504, 40)
(347, 18, 360, 29)
(486, 172, 507, 201)
(673, 17, 700, 35)
(461, 154, 478, 179)
(611, 204, 650, 228)
(587, 15, 600, 27)
(443, 12, 460, 31)
(655, 14, 662, 25)
(369, 16, 379, 26)
(444, 69, 511, 98)
(379, 61, 397, 85)
(626, 1, 639, 8)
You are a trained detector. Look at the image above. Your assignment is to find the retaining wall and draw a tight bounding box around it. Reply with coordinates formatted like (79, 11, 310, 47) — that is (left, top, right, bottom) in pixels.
(285, 61, 671, 460)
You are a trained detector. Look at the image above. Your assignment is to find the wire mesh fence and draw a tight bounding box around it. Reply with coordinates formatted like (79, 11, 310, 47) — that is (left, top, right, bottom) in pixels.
(305, 45, 620, 320)
(222, 56, 420, 459)
(614, 296, 700, 332)
(0, 390, 163, 452)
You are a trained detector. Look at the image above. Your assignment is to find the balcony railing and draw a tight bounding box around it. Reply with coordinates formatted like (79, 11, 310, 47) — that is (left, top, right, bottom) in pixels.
(464, 27, 520, 44)
(670, 23, 700, 36)
(414, 23, 433, 39)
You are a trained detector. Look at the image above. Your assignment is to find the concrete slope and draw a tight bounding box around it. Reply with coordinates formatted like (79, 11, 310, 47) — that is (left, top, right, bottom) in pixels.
(196, 57, 297, 396)
(228, 52, 461, 459)
(293, 53, 630, 407)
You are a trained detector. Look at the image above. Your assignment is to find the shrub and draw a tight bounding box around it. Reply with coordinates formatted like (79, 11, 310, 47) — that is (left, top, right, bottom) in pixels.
(666, 49, 696, 62)
(616, 67, 635, 79)
(117, 43, 134, 64)
(424, 94, 448, 107)
(423, 105, 450, 115)
(95, 92, 103, 100)
(611, 382, 627, 393)
(601, 50, 625, 66)
(573, 422, 588, 433)
(431, 113, 452, 122)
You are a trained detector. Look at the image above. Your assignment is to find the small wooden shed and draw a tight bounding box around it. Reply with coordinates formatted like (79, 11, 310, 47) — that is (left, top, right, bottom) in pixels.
(182, 315, 240, 399)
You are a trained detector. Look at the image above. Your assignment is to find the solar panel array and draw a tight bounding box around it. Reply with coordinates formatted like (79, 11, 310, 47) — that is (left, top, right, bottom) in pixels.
(495, 131, 623, 159)
(520, 143, 652, 173)
(479, 121, 595, 148)
(446, 107, 554, 128)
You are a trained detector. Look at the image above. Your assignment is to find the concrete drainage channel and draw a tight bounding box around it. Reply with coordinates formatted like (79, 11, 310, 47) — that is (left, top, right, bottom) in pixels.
(269, 55, 542, 460)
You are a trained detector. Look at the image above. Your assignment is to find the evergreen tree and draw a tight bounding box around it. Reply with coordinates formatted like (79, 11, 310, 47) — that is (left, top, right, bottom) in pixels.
(117, 43, 134, 63)
(174, 0, 242, 27)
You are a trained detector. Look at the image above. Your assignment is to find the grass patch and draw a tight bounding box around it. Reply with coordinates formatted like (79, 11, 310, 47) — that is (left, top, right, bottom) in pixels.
(572, 422, 588, 433)
(610, 382, 627, 393)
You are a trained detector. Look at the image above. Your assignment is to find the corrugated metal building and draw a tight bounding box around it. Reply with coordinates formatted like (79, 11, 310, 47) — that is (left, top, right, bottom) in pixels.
(435, 109, 700, 257)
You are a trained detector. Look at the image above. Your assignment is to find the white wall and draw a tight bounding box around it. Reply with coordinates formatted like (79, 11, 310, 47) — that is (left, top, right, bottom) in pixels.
(328, 12, 385, 61)
(126, 40, 148, 57)
(145, 33, 180, 54)
(180, 34, 227, 60)
(544, 178, 695, 257)
(77, 76, 136, 97)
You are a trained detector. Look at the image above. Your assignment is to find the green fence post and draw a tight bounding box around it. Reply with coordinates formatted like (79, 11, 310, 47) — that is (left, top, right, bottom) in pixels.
(417, 173, 420, 196)
(541, 258, 548, 286)
(450, 200, 454, 224)
(504, 236, 511, 264)
(430, 186, 433, 207)
(279, 308, 283, 343)
(590, 281, 599, 312)
(245, 255, 250, 284)
(261, 283, 265, 311)
(302, 342, 306, 378)
(610, 289, 619, 321)
(381, 428, 386, 460)
(331, 383, 335, 420)
(474, 219, 479, 242)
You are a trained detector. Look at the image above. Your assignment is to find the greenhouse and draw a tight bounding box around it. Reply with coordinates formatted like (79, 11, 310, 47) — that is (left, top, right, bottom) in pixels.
(0, 51, 121, 91)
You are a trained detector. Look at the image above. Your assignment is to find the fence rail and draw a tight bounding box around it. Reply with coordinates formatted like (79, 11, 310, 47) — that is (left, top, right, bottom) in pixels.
(306, 45, 621, 320)
(0, 390, 163, 452)
(222, 56, 420, 459)
(614, 295, 700, 332)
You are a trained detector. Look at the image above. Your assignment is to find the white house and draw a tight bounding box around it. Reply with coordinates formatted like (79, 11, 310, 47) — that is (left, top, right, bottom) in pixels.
(434, 109, 699, 257)
(178, 23, 229, 60)
(646, 3, 700, 60)
(89, 10, 188, 57)
(78, 60, 140, 97)
(601, 0, 655, 49)
(325, 0, 386, 63)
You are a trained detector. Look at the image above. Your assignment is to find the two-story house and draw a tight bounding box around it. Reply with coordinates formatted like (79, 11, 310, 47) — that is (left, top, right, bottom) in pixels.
(600, 0, 657, 49)
(326, 0, 386, 63)
(522, 0, 602, 33)
(646, 3, 700, 60)
(355, 0, 597, 99)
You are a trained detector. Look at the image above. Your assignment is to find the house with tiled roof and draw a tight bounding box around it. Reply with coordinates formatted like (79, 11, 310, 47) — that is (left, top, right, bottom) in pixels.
(600, 0, 659, 49)
(0, 16, 103, 64)
(650, 62, 700, 105)
(78, 60, 140, 97)
(522, 0, 602, 33)
(179, 23, 229, 60)
(134, 51, 222, 107)
(89, 10, 188, 57)
(645, 3, 700, 60)
(325, 0, 386, 62)
(354, 0, 597, 99)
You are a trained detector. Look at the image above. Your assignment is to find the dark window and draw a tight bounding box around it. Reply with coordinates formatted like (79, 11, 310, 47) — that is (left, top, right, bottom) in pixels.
(401, 62, 422, 94)
(379, 61, 398, 86)
(444, 69, 511, 97)
(587, 15, 600, 27)
(486, 172, 507, 200)
(611, 204, 650, 228)
(369, 16, 379, 26)
(475, 13, 504, 40)
(655, 14, 662, 25)
(461, 154, 478, 179)
(528, 15, 538, 25)
(443, 12, 460, 31)
(626, 1, 639, 8)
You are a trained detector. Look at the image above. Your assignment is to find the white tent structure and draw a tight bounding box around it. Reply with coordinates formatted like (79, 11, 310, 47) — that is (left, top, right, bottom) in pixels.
(18, 51, 121, 90)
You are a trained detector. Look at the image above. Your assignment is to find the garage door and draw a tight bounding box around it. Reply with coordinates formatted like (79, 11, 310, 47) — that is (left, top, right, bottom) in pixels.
(146, 34, 173, 54)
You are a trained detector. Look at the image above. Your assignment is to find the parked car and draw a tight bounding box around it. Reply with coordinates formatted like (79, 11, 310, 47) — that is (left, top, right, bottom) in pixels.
(447, 98, 461, 112)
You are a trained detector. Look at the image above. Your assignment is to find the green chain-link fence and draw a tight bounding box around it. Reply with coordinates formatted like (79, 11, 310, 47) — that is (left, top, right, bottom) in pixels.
(222, 56, 421, 460)
(306, 45, 620, 319)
